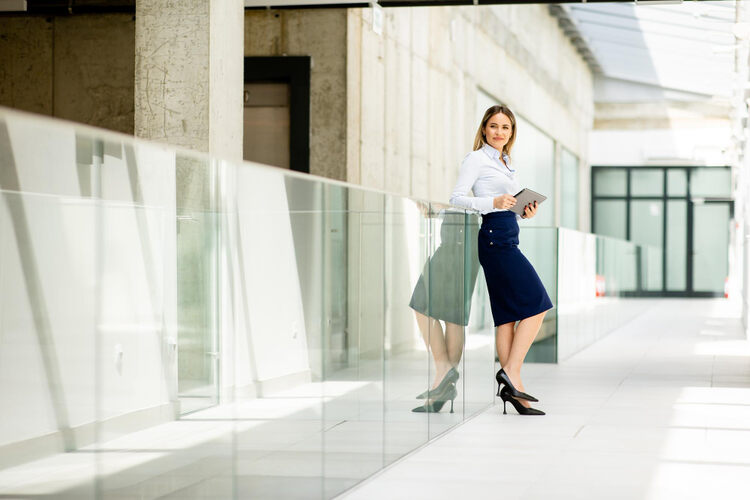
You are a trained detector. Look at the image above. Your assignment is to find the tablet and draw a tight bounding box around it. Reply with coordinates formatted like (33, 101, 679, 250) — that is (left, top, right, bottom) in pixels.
(510, 188, 547, 217)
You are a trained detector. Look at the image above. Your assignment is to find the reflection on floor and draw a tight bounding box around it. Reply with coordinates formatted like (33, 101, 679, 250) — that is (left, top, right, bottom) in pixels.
(0, 333, 494, 499)
(343, 299, 750, 500)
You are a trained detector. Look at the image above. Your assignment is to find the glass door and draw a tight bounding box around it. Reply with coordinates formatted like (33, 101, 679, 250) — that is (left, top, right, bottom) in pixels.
(691, 201, 731, 295)
(592, 166, 732, 296)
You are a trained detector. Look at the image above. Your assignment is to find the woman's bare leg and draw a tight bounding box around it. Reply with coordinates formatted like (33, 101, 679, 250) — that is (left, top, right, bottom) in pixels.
(414, 311, 452, 388)
(495, 322, 514, 368)
(502, 311, 546, 407)
(444, 321, 465, 367)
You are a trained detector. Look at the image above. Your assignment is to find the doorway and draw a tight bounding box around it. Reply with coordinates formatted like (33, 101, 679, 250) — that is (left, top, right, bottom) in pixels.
(243, 56, 310, 173)
(243, 82, 291, 168)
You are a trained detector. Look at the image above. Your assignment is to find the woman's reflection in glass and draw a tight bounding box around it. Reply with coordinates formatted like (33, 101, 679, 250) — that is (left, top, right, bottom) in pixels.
(409, 203, 479, 413)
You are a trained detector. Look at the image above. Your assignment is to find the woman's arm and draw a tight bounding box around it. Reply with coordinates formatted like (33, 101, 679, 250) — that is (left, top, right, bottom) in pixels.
(449, 156, 495, 213)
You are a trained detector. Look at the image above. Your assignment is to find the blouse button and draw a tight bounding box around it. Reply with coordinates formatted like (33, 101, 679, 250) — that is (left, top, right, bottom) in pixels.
(489, 229, 493, 233)
(490, 242, 494, 246)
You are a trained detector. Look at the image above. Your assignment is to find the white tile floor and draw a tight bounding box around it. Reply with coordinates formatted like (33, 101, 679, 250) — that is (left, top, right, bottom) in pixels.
(341, 299, 750, 500)
(2, 299, 747, 499)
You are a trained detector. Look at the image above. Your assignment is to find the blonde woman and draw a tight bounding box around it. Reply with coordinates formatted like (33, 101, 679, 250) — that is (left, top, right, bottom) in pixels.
(449, 105, 553, 416)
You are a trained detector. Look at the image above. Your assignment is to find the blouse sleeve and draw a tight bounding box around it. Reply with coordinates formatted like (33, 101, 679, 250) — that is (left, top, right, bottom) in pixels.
(449, 154, 495, 213)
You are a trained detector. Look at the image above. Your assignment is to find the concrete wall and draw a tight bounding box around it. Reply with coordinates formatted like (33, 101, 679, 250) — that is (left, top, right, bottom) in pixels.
(1, 7, 593, 200)
(0, 14, 135, 134)
(347, 5, 593, 205)
(244, 9, 348, 181)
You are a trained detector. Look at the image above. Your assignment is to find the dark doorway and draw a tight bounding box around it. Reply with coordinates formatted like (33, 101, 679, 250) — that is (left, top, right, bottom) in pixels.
(243, 57, 310, 173)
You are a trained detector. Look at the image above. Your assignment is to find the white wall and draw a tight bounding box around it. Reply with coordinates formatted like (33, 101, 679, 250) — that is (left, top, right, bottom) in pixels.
(590, 127, 733, 167)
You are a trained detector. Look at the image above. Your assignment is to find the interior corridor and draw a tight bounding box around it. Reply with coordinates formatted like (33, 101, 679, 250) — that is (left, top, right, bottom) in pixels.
(342, 299, 750, 499)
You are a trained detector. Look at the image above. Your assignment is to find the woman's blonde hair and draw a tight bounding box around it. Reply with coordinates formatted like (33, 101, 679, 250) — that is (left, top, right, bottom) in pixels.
(473, 105, 517, 159)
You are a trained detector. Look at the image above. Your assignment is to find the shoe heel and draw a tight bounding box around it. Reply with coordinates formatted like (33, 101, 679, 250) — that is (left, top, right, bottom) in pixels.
(496, 386, 502, 397)
(450, 399, 454, 413)
(503, 400, 507, 415)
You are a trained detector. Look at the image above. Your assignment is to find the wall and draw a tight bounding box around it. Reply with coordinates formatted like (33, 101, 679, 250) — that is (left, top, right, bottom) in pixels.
(1, 7, 594, 202)
(244, 9, 348, 181)
(346, 5, 593, 206)
(0, 14, 135, 134)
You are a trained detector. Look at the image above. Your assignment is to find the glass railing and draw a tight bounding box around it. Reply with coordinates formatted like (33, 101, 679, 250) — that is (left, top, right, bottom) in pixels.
(557, 228, 655, 360)
(0, 108, 499, 499)
(0, 107, 651, 498)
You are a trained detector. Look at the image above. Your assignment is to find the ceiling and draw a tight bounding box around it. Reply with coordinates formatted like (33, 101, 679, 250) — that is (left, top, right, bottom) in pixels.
(562, 1, 739, 98)
(2, 0, 739, 101)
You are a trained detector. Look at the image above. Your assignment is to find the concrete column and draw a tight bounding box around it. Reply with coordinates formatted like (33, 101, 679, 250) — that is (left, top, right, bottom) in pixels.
(134, 0, 243, 161)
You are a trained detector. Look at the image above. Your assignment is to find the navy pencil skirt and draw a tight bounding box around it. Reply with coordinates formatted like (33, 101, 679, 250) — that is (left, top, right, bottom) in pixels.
(478, 212, 553, 327)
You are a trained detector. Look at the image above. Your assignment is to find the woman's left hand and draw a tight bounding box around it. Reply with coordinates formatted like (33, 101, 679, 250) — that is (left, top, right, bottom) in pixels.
(522, 201, 538, 219)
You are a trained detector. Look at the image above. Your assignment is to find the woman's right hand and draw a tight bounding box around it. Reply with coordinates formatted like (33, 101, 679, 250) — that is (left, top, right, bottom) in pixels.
(493, 194, 517, 210)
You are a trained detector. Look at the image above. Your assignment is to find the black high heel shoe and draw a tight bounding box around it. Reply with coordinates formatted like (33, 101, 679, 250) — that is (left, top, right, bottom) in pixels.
(416, 366, 459, 399)
(412, 384, 458, 413)
(499, 386, 545, 416)
(495, 368, 538, 402)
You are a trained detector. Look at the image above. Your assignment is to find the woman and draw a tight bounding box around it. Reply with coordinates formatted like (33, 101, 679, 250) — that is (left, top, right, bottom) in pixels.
(449, 104, 553, 416)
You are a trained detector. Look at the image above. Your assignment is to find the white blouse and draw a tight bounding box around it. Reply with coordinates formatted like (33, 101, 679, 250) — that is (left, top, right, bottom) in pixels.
(449, 143, 521, 216)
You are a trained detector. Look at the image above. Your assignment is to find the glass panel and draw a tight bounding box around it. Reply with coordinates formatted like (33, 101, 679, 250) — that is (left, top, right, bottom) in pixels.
(425, 210, 465, 438)
(462, 213, 494, 419)
(559, 229, 652, 361)
(594, 169, 627, 196)
(322, 188, 384, 498)
(693, 203, 730, 293)
(0, 187, 97, 499)
(175, 154, 219, 414)
(96, 141, 191, 499)
(630, 200, 663, 291)
(631, 168, 663, 196)
(513, 117, 555, 227)
(691, 168, 731, 198)
(666, 200, 687, 291)
(667, 169, 687, 196)
(520, 228, 558, 362)
(383, 196, 429, 466)
(560, 148, 579, 230)
(593, 200, 627, 239)
(229, 168, 324, 500)
(596, 237, 638, 294)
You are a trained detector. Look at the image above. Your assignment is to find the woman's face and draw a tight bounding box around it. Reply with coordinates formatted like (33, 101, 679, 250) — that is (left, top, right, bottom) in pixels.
(483, 112, 513, 152)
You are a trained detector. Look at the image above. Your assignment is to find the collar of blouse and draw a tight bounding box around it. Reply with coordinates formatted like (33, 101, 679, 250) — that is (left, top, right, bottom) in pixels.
(481, 143, 515, 174)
